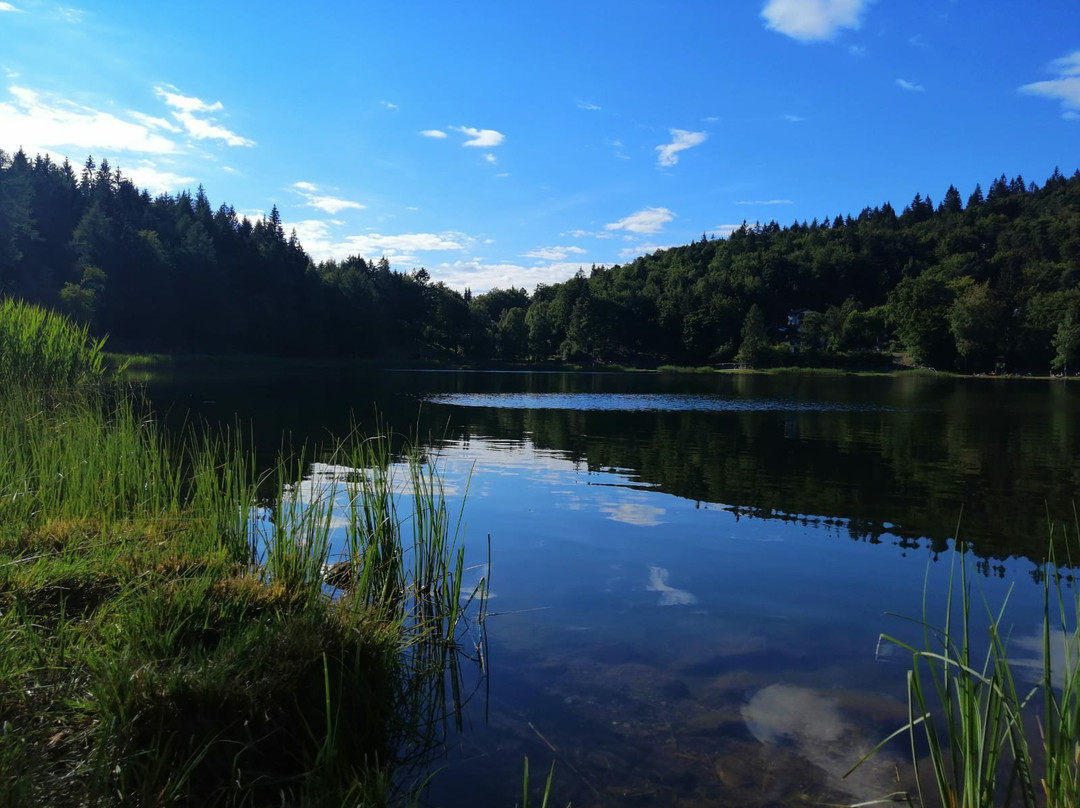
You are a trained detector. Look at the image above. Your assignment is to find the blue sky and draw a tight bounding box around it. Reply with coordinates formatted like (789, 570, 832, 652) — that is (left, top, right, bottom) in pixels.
(1, 0, 1078, 292)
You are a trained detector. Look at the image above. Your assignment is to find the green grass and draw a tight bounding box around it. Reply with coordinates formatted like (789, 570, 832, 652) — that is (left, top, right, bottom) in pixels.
(0, 297, 114, 389)
(0, 301, 484, 807)
(847, 519, 1080, 808)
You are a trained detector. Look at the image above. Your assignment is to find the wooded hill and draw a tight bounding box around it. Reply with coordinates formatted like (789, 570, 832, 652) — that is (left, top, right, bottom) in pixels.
(2, 148, 1078, 372)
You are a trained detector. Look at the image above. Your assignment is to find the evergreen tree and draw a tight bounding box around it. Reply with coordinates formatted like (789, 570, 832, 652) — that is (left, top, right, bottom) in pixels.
(736, 304, 769, 367)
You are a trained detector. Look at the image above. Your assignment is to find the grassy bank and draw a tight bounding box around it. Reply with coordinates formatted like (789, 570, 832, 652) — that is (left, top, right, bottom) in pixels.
(1, 302, 481, 806)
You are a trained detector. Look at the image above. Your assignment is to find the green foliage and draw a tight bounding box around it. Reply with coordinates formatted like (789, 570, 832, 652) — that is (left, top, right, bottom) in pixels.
(2, 148, 1080, 372)
(887, 273, 957, 368)
(1051, 312, 1080, 374)
(949, 282, 1004, 372)
(736, 303, 770, 367)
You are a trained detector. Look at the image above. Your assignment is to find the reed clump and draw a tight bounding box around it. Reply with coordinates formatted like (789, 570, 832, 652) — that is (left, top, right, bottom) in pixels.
(848, 522, 1080, 808)
(0, 300, 481, 807)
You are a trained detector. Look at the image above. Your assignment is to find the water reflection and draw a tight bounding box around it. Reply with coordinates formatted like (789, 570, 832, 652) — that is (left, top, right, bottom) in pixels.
(426, 391, 897, 413)
(646, 566, 698, 606)
(140, 369, 1079, 805)
(145, 369, 1080, 563)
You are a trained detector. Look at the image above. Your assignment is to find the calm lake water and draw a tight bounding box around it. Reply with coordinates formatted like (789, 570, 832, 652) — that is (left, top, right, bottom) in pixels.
(145, 368, 1080, 807)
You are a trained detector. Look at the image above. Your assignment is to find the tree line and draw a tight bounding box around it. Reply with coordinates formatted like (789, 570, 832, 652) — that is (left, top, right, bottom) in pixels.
(1, 147, 1078, 372)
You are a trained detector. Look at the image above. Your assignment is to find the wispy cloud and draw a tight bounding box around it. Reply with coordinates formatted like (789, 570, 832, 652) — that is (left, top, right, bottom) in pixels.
(576, 99, 602, 111)
(292, 182, 365, 214)
(154, 85, 254, 147)
(782, 113, 806, 122)
(655, 129, 706, 167)
(306, 196, 365, 215)
(0, 3, 22, 12)
(419, 129, 447, 138)
(521, 246, 587, 261)
(617, 243, 673, 260)
(762, 0, 872, 42)
(452, 126, 506, 148)
(55, 6, 82, 22)
(0, 84, 179, 154)
(124, 161, 195, 195)
(605, 207, 675, 235)
(286, 220, 474, 267)
(1019, 51, 1080, 120)
(712, 224, 743, 238)
(895, 78, 925, 92)
(483, 153, 497, 164)
(848, 44, 867, 56)
(129, 111, 181, 133)
(380, 101, 399, 112)
(735, 199, 794, 205)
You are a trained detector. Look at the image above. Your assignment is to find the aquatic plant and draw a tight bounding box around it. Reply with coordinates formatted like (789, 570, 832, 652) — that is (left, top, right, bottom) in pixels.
(847, 520, 1080, 807)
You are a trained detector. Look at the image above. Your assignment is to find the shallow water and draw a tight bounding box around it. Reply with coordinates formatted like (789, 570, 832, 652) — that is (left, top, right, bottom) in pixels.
(145, 368, 1080, 805)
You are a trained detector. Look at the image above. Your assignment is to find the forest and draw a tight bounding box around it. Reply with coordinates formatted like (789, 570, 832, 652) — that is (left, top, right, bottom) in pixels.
(1, 147, 1079, 373)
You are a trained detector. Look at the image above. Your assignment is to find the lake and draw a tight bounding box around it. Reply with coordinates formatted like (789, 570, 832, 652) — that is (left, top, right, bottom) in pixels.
(144, 367, 1080, 806)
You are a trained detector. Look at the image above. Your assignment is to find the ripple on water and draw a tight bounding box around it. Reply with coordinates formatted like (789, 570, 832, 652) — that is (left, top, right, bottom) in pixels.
(424, 392, 898, 413)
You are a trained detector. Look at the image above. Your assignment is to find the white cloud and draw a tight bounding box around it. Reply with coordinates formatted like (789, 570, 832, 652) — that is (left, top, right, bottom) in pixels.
(617, 243, 673, 260)
(1020, 51, 1080, 119)
(735, 199, 794, 205)
(896, 78, 925, 92)
(522, 246, 587, 261)
(286, 219, 473, 264)
(291, 181, 365, 214)
(483, 153, 497, 164)
(0, 3, 21, 11)
(124, 161, 195, 195)
(347, 232, 466, 253)
(712, 224, 743, 238)
(605, 206, 675, 235)
(656, 129, 706, 167)
(0, 84, 179, 155)
(154, 85, 253, 147)
(306, 195, 365, 214)
(129, 111, 181, 133)
(576, 99, 602, 111)
(419, 129, 447, 138)
(380, 101, 399, 112)
(452, 126, 506, 148)
(762, 0, 871, 42)
(428, 259, 591, 294)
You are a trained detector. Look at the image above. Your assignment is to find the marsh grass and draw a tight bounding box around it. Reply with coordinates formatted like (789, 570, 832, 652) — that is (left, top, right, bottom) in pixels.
(848, 520, 1080, 808)
(0, 300, 484, 807)
(0, 298, 111, 389)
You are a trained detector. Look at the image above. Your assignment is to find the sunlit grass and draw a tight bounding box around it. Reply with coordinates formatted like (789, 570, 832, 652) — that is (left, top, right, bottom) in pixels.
(0, 299, 484, 807)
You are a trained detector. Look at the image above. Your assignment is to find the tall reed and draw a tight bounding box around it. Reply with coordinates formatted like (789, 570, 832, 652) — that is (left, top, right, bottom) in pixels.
(848, 523, 1080, 808)
(0, 300, 484, 806)
(0, 297, 109, 389)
